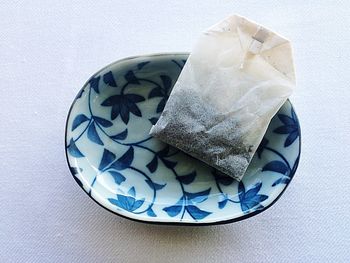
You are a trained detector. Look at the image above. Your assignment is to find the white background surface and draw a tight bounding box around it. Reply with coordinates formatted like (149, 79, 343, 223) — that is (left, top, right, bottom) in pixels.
(1, 1, 349, 262)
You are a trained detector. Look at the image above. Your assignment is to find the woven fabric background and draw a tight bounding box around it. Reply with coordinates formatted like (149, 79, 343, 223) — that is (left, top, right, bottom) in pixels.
(0, 1, 349, 262)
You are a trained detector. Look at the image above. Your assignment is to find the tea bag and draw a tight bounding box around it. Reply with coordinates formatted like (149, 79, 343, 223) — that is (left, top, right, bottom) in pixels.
(150, 15, 296, 181)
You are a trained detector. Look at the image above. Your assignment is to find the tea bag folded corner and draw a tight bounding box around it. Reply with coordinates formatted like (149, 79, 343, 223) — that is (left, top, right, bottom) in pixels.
(150, 14, 296, 181)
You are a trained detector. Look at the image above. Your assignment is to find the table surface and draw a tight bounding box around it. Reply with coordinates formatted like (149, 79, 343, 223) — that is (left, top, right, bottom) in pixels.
(1, 1, 349, 262)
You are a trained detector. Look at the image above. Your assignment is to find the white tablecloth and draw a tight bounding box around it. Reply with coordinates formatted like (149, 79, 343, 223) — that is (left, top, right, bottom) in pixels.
(1, 1, 349, 262)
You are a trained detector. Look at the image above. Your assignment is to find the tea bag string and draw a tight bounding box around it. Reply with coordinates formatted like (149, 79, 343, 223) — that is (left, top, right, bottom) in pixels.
(240, 26, 269, 69)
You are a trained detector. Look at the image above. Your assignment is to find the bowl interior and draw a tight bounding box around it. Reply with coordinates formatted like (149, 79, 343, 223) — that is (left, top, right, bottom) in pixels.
(65, 53, 301, 224)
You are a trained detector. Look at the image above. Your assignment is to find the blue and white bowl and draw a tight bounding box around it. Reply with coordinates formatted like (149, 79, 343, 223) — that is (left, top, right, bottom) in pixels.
(65, 53, 301, 225)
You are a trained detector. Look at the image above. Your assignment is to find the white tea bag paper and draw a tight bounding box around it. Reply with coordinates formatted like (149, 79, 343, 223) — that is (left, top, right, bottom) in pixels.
(150, 15, 296, 181)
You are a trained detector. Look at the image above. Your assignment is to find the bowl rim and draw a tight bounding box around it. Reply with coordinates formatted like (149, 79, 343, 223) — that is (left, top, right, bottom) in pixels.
(65, 52, 301, 226)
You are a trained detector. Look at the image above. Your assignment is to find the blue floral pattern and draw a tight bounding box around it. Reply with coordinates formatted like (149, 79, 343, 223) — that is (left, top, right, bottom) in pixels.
(108, 187, 145, 213)
(65, 54, 301, 224)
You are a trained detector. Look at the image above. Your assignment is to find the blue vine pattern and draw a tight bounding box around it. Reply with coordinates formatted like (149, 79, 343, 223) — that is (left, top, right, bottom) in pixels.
(66, 55, 301, 222)
(257, 106, 301, 187)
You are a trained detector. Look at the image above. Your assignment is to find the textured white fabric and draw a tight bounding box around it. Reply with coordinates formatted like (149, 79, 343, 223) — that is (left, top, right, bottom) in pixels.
(0, 1, 349, 262)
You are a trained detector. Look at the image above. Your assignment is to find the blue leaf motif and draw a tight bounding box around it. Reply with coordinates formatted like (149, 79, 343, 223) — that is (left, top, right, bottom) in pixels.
(160, 75, 172, 92)
(89, 76, 100, 94)
(149, 117, 158, 125)
(156, 98, 166, 113)
(157, 146, 169, 157)
(147, 208, 156, 217)
(67, 139, 84, 157)
(70, 167, 83, 187)
(101, 96, 121, 118)
(73, 175, 83, 188)
(274, 111, 299, 147)
(171, 59, 185, 70)
(109, 195, 127, 209)
(75, 88, 84, 99)
(137, 61, 150, 70)
(213, 170, 235, 186)
(126, 94, 145, 103)
(125, 97, 142, 117)
(186, 205, 211, 220)
(163, 197, 184, 217)
(108, 171, 126, 185)
(102, 96, 116, 106)
(272, 177, 290, 187)
(133, 200, 144, 210)
(145, 179, 166, 190)
(98, 149, 116, 171)
(120, 105, 131, 123)
(186, 188, 211, 204)
(94, 116, 113, 127)
(146, 155, 158, 173)
(70, 167, 82, 175)
(128, 186, 136, 197)
(177, 171, 196, 185)
(103, 71, 117, 87)
(87, 122, 103, 145)
(111, 103, 121, 121)
(162, 158, 177, 169)
(257, 137, 269, 158)
(285, 131, 299, 147)
(108, 191, 145, 212)
(110, 147, 134, 170)
(254, 204, 265, 211)
(218, 198, 228, 209)
(101, 94, 144, 124)
(291, 106, 297, 120)
(163, 205, 183, 217)
(148, 87, 164, 99)
(278, 114, 295, 125)
(238, 182, 268, 213)
(241, 202, 252, 213)
(262, 161, 289, 175)
(110, 129, 128, 140)
(238, 181, 245, 198)
(72, 114, 89, 131)
(274, 126, 296, 134)
(124, 70, 140, 84)
(244, 182, 262, 199)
